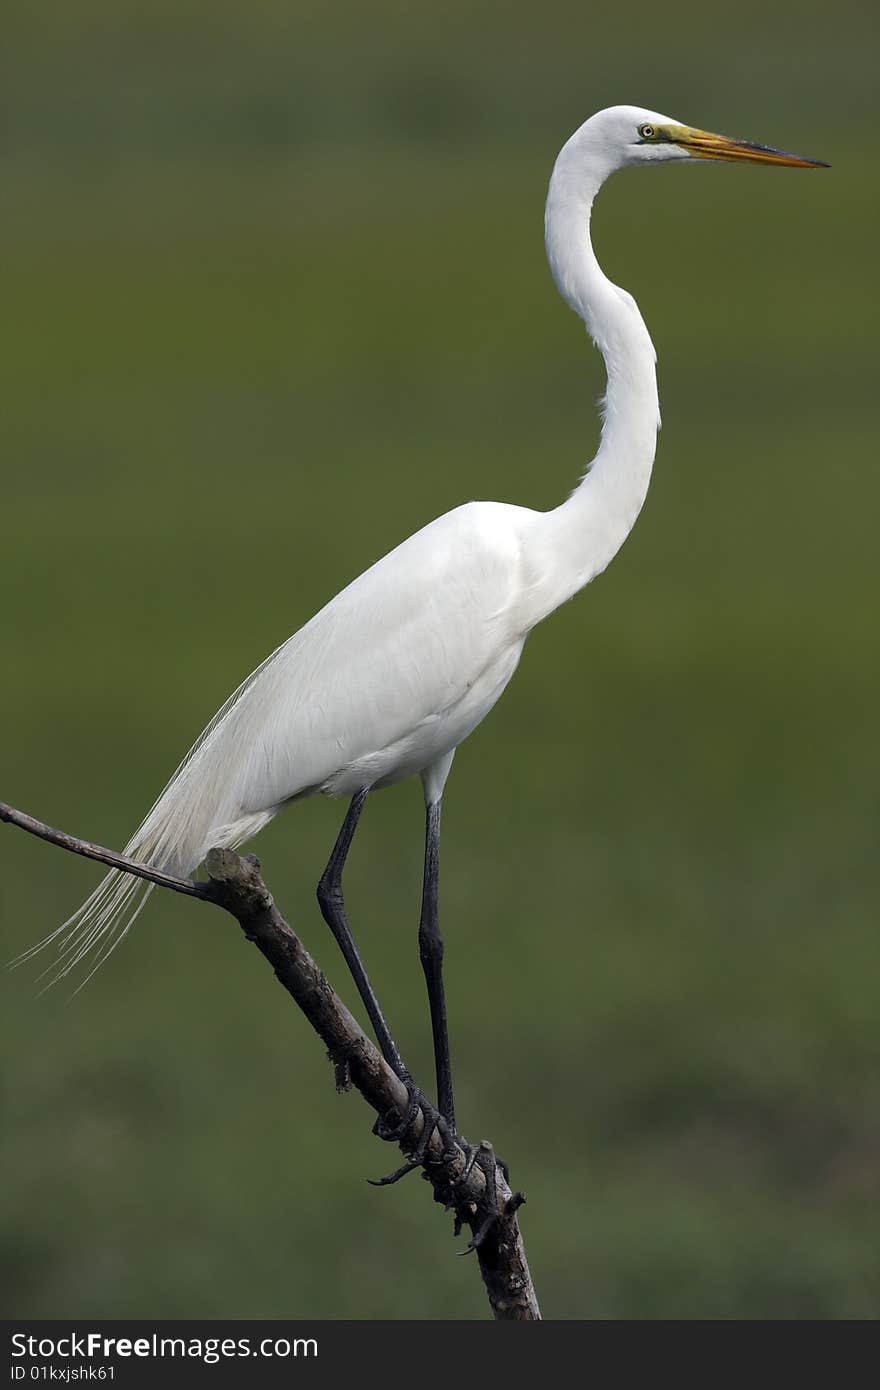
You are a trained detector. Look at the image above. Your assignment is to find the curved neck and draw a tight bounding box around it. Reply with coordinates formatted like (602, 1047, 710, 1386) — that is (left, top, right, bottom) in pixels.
(529, 145, 660, 617)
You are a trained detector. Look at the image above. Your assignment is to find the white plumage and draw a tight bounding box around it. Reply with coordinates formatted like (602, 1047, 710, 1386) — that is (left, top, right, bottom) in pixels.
(26, 105, 825, 987)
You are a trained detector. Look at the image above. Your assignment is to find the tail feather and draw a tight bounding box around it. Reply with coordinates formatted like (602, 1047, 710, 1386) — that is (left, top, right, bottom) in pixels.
(17, 639, 291, 988)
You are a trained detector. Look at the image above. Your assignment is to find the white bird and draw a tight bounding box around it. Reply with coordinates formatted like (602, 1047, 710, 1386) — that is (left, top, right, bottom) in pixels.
(25, 106, 825, 1143)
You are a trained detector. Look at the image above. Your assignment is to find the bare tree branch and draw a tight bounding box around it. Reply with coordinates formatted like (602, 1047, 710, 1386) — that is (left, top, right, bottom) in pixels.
(0, 802, 210, 899)
(1, 799, 541, 1321)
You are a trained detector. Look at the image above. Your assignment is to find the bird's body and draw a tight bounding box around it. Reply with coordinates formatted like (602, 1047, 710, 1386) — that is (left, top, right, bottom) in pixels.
(26, 105, 826, 1104)
(175, 499, 533, 855)
(148, 471, 654, 876)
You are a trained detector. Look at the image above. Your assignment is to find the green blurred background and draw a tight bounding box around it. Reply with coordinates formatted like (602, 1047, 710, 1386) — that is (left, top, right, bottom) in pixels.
(2, 0, 877, 1320)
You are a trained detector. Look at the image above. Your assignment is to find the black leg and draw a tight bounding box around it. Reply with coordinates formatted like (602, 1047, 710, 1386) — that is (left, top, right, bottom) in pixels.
(317, 789, 408, 1083)
(419, 798, 456, 1129)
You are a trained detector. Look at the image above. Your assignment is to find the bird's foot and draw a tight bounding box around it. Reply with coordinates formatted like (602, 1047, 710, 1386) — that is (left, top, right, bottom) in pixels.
(369, 1079, 459, 1186)
(368, 1084, 519, 1254)
(453, 1139, 519, 1255)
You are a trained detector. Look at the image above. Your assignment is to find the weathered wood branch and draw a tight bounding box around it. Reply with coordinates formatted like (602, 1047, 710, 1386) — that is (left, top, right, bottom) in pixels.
(1, 799, 541, 1321)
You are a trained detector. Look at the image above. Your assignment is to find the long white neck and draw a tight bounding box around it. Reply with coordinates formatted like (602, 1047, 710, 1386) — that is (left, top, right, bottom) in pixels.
(528, 138, 660, 619)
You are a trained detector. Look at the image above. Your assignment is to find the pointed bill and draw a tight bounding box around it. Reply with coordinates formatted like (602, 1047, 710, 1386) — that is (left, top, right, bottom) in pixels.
(669, 125, 829, 167)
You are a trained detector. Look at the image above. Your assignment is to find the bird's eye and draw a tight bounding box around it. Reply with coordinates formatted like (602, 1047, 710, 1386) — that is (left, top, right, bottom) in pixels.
(638, 124, 655, 140)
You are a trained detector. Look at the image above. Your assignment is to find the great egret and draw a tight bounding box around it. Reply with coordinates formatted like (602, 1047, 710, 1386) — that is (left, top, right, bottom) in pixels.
(23, 105, 825, 1152)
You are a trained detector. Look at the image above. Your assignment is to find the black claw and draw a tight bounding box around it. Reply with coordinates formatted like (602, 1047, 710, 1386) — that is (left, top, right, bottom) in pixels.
(424, 1112, 459, 1166)
(451, 1141, 479, 1193)
(457, 1141, 505, 1255)
(372, 1085, 420, 1143)
(368, 1157, 422, 1186)
(461, 1209, 497, 1255)
(368, 1118, 438, 1186)
(369, 1081, 453, 1185)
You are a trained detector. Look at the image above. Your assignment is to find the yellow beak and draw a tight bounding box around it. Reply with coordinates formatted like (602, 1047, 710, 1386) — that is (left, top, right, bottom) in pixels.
(670, 125, 829, 168)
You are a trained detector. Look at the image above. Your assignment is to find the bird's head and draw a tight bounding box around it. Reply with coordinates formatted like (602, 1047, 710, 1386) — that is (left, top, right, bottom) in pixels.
(566, 104, 828, 177)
